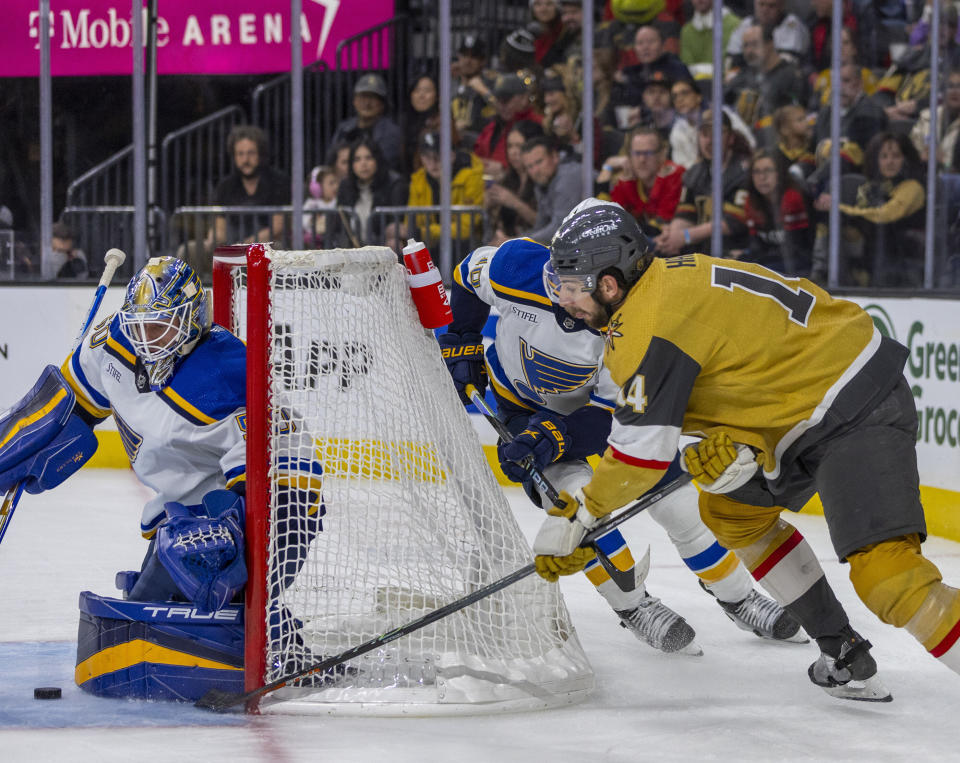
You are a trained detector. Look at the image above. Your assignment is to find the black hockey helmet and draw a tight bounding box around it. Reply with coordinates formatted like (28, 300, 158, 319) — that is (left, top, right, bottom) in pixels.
(544, 198, 654, 302)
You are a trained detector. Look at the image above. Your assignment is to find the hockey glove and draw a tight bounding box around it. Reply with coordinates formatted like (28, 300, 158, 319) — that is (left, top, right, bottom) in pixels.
(532, 489, 598, 582)
(498, 414, 569, 483)
(157, 489, 247, 614)
(682, 432, 759, 494)
(438, 331, 487, 405)
(0, 414, 98, 495)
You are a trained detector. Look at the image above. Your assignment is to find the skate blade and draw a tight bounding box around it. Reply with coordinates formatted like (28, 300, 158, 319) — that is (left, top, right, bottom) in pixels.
(677, 640, 704, 656)
(777, 629, 810, 644)
(819, 674, 893, 703)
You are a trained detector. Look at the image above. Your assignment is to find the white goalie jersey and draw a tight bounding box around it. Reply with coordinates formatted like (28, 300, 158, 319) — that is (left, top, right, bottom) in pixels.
(59, 315, 250, 538)
(453, 237, 618, 415)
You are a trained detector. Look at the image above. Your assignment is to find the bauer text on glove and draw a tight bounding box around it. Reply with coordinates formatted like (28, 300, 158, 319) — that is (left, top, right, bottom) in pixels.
(438, 331, 487, 404)
(498, 413, 568, 483)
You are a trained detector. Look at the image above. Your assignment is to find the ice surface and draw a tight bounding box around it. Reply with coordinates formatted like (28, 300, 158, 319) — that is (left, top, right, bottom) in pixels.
(1, 469, 959, 762)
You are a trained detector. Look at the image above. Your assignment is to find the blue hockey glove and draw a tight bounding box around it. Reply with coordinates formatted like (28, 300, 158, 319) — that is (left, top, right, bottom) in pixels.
(156, 489, 247, 614)
(438, 331, 487, 404)
(498, 413, 569, 483)
(0, 413, 98, 495)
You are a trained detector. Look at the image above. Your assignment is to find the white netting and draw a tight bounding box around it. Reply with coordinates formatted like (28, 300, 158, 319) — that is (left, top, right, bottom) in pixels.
(222, 246, 593, 715)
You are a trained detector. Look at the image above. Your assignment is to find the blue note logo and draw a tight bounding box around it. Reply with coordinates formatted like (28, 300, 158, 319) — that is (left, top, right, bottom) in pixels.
(513, 337, 597, 404)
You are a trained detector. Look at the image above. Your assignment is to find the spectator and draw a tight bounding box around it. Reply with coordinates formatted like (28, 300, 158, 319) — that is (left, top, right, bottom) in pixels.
(0, 206, 34, 276)
(640, 76, 677, 141)
(529, 0, 570, 68)
(302, 165, 340, 248)
(332, 137, 407, 247)
(726, 0, 811, 67)
(400, 74, 440, 175)
(836, 131, 927, 286)
(669, 77, 757, 169)
(452, 35, 497, 149)
(499, 28, 538, 73)
(771, 104, 816, 181)
(558, 0, 585, 60)
(617, 25, 693, 108)
(910, 69, 960, 170)
(809, 25, 877, 111)
(485, 120, 543, 245)
(51, 221, 89, 279)
(680, 0, 743, 78)
(724, 23, 809, 141)
(610, 127, 685, 237)
(807, 0, 859, 73)
(520, 135, 582, 244)
(875, 6, 960, 128)
(329, 73, 404, 173)
(655, 109, 750, 256)
(592, 46, 620, 130)
(474, 73, 543, 177)
(325, 141, 352, 181)
(741, 148, 814, 275)
(178, 124, 289, 281)
(405, 131, 485, 252)
(814, 62, 889, 169)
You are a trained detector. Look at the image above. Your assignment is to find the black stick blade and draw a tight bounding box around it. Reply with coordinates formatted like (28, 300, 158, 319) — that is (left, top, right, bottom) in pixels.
(195, 688, 248, 712)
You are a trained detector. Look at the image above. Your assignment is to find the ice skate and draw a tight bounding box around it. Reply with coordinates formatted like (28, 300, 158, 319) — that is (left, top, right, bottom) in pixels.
(808, 627, 892, 702)
(616, 590, 702, 655)
(717, 589, 808, 643)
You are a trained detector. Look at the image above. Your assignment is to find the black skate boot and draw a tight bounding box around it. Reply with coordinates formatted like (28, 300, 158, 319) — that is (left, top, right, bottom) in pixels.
(809, 626, 892, 702)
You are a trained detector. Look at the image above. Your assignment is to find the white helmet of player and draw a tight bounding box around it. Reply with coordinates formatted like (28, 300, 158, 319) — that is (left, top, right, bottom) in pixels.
(117, 256, 210, 390)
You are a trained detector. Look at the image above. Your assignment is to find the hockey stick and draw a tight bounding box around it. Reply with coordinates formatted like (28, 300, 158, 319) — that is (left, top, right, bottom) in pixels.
(195, 470, 693, 713)
(466, 385, 641, 591)
(0, 248, 126, 547)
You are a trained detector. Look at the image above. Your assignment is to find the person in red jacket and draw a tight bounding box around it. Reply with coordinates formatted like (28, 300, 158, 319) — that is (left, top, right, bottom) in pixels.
(610, 126, 685, 236)
(473, 73, 543, 177)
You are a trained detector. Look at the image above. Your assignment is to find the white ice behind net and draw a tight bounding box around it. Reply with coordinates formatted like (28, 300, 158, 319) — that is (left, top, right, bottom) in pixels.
(227, 247, 593, 715)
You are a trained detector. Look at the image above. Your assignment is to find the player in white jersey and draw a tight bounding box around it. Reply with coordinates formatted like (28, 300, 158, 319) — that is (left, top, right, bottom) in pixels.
(440, 234, 801, 653)
(0, 257, 323, 675)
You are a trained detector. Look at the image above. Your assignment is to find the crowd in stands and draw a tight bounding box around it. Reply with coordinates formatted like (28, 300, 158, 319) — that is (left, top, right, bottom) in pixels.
(13, 0, 960, 288)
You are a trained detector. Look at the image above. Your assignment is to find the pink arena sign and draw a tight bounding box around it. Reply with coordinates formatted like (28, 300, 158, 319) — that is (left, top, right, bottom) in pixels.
(1, 0, 394, 77)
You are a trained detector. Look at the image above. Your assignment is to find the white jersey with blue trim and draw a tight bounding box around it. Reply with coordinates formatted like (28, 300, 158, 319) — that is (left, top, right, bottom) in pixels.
(60, 315, 249, 538)
(453, 238, 618, 415)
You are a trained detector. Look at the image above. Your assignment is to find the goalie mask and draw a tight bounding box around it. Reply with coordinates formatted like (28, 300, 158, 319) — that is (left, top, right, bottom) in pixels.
(118, 256, 210, 390)
(544, 198, 655, 304)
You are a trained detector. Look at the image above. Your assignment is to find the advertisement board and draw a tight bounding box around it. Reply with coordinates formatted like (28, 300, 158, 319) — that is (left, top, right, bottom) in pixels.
(0, 0, 394, 77)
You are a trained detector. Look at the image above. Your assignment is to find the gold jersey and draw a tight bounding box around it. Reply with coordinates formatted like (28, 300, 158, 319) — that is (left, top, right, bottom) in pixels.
(582, 253, 907, 517)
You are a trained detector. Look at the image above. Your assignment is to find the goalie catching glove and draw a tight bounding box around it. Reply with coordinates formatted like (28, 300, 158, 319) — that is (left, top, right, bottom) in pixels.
(682, 432, 759, 494)
(157, 489, 247, 614)
(498, 413, 569, 483)
(532, 489, 599, 582)
(438, 331, 487, 404)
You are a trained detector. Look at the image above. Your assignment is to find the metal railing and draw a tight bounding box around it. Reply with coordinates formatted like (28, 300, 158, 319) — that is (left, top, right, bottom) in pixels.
(372, 205, 486, 280)
(60, 205, 166, 278)
(168, 205, 362, 280)
(160, 106, 247, 211)
(64, 146, 133, 207)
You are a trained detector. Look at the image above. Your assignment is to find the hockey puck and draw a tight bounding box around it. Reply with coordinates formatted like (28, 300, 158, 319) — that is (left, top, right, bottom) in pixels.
(33, 687, 62, 700)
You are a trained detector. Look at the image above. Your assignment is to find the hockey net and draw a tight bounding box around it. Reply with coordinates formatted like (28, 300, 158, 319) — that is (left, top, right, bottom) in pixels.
(212, 244, 593, 715)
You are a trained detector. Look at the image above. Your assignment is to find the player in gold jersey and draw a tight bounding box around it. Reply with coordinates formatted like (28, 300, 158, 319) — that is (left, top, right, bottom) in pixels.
(532, 198, 960, 701)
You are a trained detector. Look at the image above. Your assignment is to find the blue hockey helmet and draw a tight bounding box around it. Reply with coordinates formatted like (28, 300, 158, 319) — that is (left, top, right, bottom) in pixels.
(117, 256, 210, 389)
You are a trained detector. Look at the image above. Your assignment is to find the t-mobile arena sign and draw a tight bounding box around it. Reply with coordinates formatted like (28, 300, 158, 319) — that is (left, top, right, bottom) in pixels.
(1, 0, 394, 76)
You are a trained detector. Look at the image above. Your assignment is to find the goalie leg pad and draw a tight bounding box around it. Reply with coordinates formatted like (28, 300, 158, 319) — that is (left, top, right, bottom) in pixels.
(75, 591, 243, 702)
(156, 490, 247, 614)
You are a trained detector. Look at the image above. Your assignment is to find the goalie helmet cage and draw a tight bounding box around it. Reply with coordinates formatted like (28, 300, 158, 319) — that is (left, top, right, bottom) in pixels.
(211, 244, 594, 716)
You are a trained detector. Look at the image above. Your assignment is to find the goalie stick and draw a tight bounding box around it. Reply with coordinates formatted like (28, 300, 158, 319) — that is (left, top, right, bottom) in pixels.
(0, 248, 126, 548)
(465, 384, 644, 592)
(195, 470, 693, 713)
